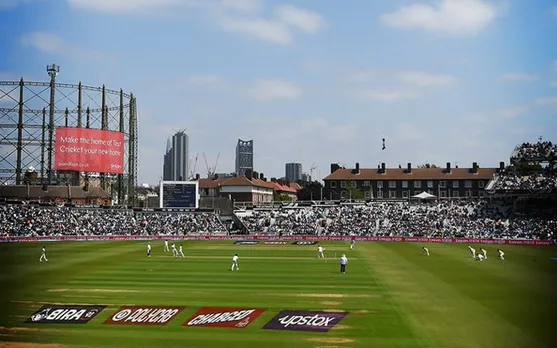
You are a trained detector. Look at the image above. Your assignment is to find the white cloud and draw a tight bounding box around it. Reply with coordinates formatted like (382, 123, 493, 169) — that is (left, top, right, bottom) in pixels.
(274, 4, 326, 34)
(496, 105, 530, 119)
(380, 0, 496, 36)
(359, 89, 418, 102)
(247, 79, 303, 101)
(394, 122, 426, 141)
(218, 18, 292, 45)
(534, 96, 557, 106)
(66, 0, 190, 14)
(345, 70, 379, 84)
(185, 74, 224, 87)
(20, 32, 112, 62)
(500, 73, 539, 82)
(398, 71, 456, 86)
(219, 0, 261, 13)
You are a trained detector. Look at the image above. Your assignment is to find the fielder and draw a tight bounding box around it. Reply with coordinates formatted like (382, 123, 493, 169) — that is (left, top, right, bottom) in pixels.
(317, 245, 325, 259)
(178, 244, 185, 258)
(171, 243, 178, 257)
(231, 254, 239, 271)
(498, 249, 505, 260)
(147, 242, 151, 257)
(39, 246, 48, 262)
(340, 254, 348, 274)
(476, 253, 485, 262)
(164, 240, 169, 252)
(422, 246, 430, 256)
(468, 246, 476, 259)
(480, 247, 487, 259)
(350, 239, 355, 250)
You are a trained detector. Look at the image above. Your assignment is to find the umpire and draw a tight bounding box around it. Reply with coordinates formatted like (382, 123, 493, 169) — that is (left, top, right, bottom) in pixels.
(340, 254, 348, 274)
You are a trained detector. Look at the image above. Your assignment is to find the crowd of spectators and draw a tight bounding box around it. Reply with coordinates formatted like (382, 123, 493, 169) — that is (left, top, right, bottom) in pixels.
(236, 199, 556, 241)
(511, 141, 557, 162)
(0, 205, 227, 237)
(490, 172, 557, 191)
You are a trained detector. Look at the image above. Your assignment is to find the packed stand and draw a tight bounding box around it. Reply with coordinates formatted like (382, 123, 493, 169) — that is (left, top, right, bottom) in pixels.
(236, 199, 556, 241)
(511, 141, 557, 162)
(0, 205, 227, 237)
(490, 171, 557, 191)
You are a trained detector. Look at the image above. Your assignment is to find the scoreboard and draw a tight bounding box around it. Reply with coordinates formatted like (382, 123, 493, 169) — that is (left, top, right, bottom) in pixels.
(159, 181, 199, 209)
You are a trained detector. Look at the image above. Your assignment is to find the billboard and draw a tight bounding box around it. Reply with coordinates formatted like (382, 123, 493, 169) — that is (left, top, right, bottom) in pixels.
(54, 127, 125, 174)
(160, 181, 199, 209)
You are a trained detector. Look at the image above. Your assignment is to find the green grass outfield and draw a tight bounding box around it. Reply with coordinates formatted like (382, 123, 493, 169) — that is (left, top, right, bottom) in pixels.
(0, 241, 556, 348)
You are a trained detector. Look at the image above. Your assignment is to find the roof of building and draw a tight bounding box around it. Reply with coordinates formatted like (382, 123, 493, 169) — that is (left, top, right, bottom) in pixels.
(0, 185, 110, 199)
(197, 176, 299, 193)
(323, 167, 496, 181)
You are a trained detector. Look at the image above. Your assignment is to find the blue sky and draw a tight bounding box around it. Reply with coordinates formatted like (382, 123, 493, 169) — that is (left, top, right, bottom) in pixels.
(1, 0, 556, 185)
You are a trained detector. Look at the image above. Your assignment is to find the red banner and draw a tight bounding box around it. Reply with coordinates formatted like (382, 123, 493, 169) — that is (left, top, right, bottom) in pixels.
(55, 127, 124, 174)
(0, 235, 552, 245)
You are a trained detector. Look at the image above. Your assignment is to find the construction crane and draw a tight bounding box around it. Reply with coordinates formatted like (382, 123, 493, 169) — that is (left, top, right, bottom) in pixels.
(203, 152, 220, 178)
(188, 154, 199, 179)
(310, 162, 317, 179)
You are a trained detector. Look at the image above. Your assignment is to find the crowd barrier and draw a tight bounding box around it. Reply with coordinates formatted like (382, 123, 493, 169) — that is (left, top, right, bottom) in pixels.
(0, 235, 553, 245)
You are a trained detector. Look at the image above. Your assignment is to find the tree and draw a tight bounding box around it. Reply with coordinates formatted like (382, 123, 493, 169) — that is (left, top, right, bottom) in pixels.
(297, 181, 324, 200)
(345, 181, 364, 200)
(418, 163, 439, 169)
(274, 193, 293, 201)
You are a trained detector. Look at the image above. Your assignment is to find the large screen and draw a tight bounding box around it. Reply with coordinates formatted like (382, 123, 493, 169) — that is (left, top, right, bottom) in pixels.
(160, 181, 199, 209)
(54, 127, 125, 174)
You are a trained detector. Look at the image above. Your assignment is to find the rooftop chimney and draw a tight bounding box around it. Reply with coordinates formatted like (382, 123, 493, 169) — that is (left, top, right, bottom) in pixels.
(381, 162, 386, 174)
(499, 161, 505, 170)
(259, 173, 264, 180)
(472, 162, 478, 174)
(271, 177, 277, 183)
(253, 171, 259, 180)
(407, 163, 412, 174)
(245, 169, 253, 179)
(353, 162, 360, 175)
(195, 173, 200, 180)
(330, 163, 340, 174)
(446, 162, 451, 173)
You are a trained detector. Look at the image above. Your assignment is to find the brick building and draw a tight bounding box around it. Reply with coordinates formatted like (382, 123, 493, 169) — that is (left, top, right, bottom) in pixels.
(0, 185, 111, 206)
(323, 162, 498, 200)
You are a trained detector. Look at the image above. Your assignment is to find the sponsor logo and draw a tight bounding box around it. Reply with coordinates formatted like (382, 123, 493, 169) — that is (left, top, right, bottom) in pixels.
(292, 241, 318, 245)
(104, 306, 185, 326)
(234, 241, 259, 245)
(183, 307, 265, 328)
(264, 241, 288, 245)
(25, 305, 106, 324)
(263, 310, 348, 332)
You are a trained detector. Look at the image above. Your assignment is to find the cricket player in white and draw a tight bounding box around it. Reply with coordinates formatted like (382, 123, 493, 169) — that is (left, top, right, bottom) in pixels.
(164, 240, 169, 252)
(468, 246, 476, 259)
(231, 254, 239, 271)
(317, 246, 325, 259)
(340, 254, 348, 274)
(39, 246, 48, 262)
(350, 239, 355, 250)
(480, 248, 487, 259)
(171, 243, 178, 257)
(178, 244, 185, 257)
(147, 242, 151, 257)
(476, 253, 485, 261)
(422, 246, 430, 256)
(498, 249, 505, 260)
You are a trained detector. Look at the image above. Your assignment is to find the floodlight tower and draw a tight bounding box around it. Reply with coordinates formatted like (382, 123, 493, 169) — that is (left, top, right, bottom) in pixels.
(46, 64, 59, 185)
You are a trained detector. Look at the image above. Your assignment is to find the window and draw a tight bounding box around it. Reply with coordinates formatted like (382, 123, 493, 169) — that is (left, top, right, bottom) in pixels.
(389, 191, 397, 198)
(428, 190, 434, 195)
(465, 190, 472, 197)
(439, 181, 446, 188)
(478, 181, 485, 188)
(351, 181, 357, 188)
(453, 190, 459, 198)
(402, 181, 408, 188)
(363, 181, 370, 187)
(364, 191, 371, 199)
(330, 181, 337, 188)
(414, 181, 422, 188)
(376, 190, 383, 198)
(465, 180, 472, 188)
(377, 181, 383, 188)
(479, 191, 485, 197)
(402, 191, 409, 198)
(340, 181, 347, 188)
(427, 181, 434, 188)
(440, 190, 447, 198)
(341, 191, 347, 199)
(389, 181, 396, 188)
(452, 181, 459, 188)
